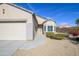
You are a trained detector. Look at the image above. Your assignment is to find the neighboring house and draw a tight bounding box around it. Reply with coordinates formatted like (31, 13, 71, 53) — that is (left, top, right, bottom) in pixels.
(0, 3, 56, 40)
(59, 23, 71, 28)
(57, 24, 71, 33)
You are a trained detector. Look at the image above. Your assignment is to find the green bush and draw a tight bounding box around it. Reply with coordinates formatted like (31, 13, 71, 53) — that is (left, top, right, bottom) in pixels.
(54, 33, 65, 40)
(46, 32, 66, 40)
(46, 32, 54, 39)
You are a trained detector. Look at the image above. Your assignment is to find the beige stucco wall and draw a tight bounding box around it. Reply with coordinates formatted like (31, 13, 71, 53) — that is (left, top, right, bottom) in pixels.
(32, 14, 38, 40)
(35, 15, 46, 25)
(43, 20, 56, 33)
(0, 4, 34, 40)
(0, 4, 32, 23)
(43, 20, 56, 26)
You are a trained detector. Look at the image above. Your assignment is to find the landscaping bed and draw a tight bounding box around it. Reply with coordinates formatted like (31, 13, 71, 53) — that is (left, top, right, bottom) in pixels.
(46, 32, 67, 40)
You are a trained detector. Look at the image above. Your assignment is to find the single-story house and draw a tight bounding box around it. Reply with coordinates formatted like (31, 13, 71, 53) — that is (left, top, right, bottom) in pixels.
(43, 20, 56, 34)
(0, 3, 56, 40)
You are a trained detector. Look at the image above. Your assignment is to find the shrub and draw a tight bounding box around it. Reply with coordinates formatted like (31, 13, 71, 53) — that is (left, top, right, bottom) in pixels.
(54, 33, 65, 40)
(46, 32, 66, 40)
(46, 32, 54, 39)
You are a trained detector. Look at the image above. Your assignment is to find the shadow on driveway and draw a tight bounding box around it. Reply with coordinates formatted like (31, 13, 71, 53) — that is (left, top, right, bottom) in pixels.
(69, 38, 79, 45)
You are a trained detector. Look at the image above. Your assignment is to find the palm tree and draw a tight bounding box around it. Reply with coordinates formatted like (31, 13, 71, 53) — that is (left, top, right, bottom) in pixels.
(75, 18, 79, 26)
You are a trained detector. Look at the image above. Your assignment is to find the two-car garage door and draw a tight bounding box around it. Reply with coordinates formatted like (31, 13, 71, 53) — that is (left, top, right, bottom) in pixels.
(0, 21, 26, 40)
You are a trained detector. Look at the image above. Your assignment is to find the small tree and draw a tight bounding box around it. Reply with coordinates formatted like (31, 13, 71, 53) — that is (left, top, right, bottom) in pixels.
(75, 18, 79, 26)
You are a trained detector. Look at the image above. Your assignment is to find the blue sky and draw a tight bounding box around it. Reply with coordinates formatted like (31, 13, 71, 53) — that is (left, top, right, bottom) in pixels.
(15, 3, 79, 26)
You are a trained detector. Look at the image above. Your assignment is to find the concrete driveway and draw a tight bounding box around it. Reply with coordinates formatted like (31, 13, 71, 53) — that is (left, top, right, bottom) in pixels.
(0, 40, 26, 56)
(0, 34, 45, 56)
(0, 36, 45, 56)
(0, 28, 45, 56)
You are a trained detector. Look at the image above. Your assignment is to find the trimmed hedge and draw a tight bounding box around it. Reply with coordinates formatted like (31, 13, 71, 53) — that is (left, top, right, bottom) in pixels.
(54, 33, 65, 40)
(46, 32, 54, 39)
(46, 32, 66, 40)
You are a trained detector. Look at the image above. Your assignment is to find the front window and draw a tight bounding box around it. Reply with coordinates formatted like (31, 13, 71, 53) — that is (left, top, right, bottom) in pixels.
(48, 26, 53, 31)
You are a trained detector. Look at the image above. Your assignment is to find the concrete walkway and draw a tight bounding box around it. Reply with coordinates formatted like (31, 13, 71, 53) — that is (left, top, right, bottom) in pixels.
(0, 28, 45, 56)
(19, 28, 45, 50)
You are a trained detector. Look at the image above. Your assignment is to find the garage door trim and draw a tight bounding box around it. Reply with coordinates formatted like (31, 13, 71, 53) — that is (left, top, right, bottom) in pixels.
(0, 21, 26, 23)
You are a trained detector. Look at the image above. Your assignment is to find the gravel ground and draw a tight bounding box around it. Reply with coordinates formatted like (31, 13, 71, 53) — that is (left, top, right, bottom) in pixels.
(14, 38, 79, 56)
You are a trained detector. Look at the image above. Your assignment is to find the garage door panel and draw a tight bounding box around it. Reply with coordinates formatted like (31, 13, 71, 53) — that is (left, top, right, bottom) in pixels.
(0, 23, 26, 40)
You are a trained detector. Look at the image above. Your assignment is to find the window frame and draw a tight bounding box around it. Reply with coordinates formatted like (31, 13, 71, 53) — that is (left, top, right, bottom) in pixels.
(48, 26, 53, 32)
